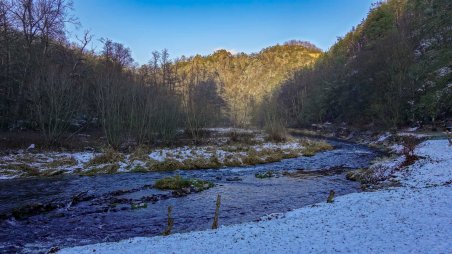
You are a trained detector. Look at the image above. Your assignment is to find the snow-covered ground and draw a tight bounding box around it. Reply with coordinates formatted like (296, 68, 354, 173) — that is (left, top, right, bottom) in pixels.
(59, 139, 452, 254)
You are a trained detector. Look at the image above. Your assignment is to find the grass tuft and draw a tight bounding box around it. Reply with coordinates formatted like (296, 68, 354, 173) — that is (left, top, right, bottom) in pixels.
(82, 163, 120, 176)
(154, 175, 214, 190)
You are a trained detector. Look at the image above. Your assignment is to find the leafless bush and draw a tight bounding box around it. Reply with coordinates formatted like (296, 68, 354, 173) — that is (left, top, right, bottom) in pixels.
(400, 135, 421, 168)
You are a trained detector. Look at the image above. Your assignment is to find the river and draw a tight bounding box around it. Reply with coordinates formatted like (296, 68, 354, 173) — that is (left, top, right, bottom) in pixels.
(0, 140, 379, 253)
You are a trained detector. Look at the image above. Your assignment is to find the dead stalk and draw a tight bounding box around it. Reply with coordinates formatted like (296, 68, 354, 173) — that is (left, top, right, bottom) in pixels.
(327, 190, 335, 203)
(163, 206, 174, 236)
(212, 194, 221, 229)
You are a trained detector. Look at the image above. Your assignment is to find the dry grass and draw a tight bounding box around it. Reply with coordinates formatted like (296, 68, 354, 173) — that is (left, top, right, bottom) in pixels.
(130, 164, 150, 173)
(3, 163, 40, 176)
(345, 166, 388, 185)
(288, 128, 318, 136)
(129, 145, 151, 162)
(300, 139, 333, 156)
(241, 151, 265, 165)
(85, 148, 124, 167)
(46, 157, 77, 168)
(82, 163, 120, 176)
(148, 159, 186, 171)
(265, 127, 287, 142)
(264, 152, 284, 163)
(223, 157, 243, 167)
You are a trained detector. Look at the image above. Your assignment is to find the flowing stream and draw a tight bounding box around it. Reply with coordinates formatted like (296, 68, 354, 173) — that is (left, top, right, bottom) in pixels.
(0, 140, 380, 253)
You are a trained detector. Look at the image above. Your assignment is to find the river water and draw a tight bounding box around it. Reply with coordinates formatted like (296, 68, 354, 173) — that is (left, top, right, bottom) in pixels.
(0, 140, 379, 253)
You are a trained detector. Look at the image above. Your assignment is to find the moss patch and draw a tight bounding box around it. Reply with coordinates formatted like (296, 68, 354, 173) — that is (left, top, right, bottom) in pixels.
(154, 175, 214, 190)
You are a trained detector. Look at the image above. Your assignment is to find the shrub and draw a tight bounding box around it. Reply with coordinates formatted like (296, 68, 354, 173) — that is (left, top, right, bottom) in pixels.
(265, 123, 287, 142)
(227, 131, 256, 145)
(399, 135, 420, 168)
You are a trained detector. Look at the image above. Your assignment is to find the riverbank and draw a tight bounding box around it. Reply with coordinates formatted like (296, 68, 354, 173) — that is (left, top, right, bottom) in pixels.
(0, 128, 332, 179)
(60, 139, 452, 254)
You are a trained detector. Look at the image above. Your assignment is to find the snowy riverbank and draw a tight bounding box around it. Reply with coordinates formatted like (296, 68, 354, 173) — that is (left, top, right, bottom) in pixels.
(60, 139, 452, 254)
(0, 129, 332, 179)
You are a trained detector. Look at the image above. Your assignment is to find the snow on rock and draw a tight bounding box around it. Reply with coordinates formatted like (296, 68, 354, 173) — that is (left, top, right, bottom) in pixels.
(60, 139, 452, 254)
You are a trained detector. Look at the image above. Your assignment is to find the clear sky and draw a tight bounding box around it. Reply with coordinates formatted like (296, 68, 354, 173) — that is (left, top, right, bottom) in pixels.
(69, 0, 378, 64)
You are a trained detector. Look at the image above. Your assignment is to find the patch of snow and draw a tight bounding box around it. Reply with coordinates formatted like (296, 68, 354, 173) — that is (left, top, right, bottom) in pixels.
(403, 127, 419, 132)
(204, 128, 257, 134)
(70, 152, 96, 164)
(436, 66, 451, 77)
(376, 132, 391, 142)
(390, 144, 404, 154)
(259, 142, 303, 151)
(397, 132, 428, 138)
(0, 175, 16, 180)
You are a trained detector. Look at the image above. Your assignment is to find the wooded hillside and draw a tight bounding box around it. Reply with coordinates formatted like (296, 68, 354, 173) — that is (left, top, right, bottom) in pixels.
(275, 0, 451, 129)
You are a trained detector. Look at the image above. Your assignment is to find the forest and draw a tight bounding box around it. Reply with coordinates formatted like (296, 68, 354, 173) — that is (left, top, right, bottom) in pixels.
(0, 0, 451, 149)
(0, 0, 322, 148)
(276, 0, 452, 129)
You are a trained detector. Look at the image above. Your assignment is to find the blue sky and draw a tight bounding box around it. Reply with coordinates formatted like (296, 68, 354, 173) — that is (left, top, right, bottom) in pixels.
(69, 0, 378, 64)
